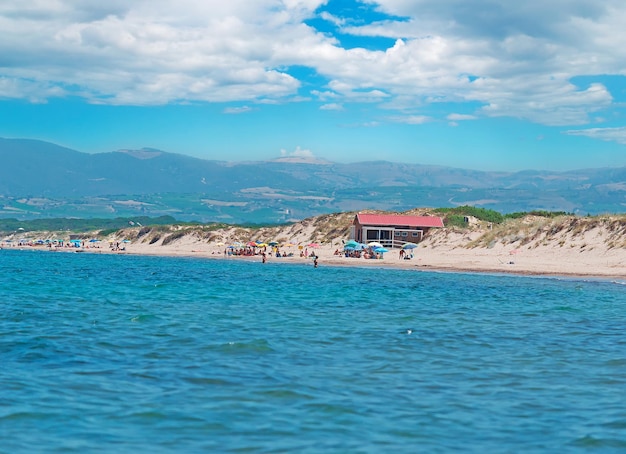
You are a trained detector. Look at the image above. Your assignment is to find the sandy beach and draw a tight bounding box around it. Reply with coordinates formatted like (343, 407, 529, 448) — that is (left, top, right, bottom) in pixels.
(121, 234, 625, 280)
(3, 213, 625, 279)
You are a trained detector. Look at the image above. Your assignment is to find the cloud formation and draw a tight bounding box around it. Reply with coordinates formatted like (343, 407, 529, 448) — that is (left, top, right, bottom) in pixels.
(223, 106, 255, 114)
(280, 145, 315, 158)
(1, 0, 625, 129)
(564, 126, 626, 145)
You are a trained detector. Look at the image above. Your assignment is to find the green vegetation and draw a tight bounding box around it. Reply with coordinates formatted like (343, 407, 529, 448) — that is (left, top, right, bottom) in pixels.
(161, 230, 187, 246)
(435, 206, 504, 224)
(0, 207, 587, 236)
(442, 214, 469, 228)
(435, 206, 574, 225)
(0, 216, 179, 234)
(504, 210, 571, 219)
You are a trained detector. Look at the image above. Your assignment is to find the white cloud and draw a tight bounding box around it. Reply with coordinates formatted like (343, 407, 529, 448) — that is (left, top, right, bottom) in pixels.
(563, 126, 626, 145)
(388, 115, 430, 124)
(0, 0, 326, 105)
(447, 113, 477, 121)
(317, 0, 626, 126)
(1, 0, 626, 129)
(320, 103, 344, 111)
(280, 145, 315, 158)
(223, 105, 255, 114)
(319, 11, 345, 27)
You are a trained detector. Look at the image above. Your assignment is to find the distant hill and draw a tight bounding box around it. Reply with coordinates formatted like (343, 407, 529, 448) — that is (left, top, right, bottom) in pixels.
(0, 137, 624, 223)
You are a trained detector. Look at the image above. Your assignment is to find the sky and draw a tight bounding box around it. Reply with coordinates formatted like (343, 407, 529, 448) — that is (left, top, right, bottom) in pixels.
(1, 0, 626, 171)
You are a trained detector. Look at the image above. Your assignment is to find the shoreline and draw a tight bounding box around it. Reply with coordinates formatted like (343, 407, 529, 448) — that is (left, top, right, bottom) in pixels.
(3, 211, 625, 281)
(4, 242, 624, 282)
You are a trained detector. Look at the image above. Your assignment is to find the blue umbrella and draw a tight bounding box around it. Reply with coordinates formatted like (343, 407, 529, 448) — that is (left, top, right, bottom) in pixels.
(374, 247, 388, 253)
(344, 243, 365, 251)
(402, 243, 417, 250)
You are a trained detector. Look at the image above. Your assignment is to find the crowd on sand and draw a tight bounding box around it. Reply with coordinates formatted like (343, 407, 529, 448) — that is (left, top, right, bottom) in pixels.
(2, 239, 127, 251)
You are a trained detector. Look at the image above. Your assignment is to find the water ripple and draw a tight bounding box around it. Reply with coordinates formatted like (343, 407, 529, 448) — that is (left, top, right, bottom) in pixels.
(1, 249, 625, 452)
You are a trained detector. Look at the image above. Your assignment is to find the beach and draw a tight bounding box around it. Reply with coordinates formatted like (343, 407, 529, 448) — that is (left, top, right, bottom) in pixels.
(6, 213, 623, 279)
(123, 233, 625, 279)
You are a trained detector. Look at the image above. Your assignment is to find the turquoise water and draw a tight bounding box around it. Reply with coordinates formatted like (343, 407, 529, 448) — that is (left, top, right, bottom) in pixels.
(1, 249, 625, 453)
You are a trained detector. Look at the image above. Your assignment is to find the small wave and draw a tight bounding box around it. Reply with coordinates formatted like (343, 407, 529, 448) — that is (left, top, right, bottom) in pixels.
(212, 339, 274, 354)
(130, 314, 158, 323)
(571, 435, 626, 449)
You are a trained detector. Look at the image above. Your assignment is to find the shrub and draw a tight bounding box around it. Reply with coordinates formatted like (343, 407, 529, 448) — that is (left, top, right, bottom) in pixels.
(436, 206, 504, 224)
(98, 228, 119, 237)
(137, 226, 152, 238)
(162, 230, 187, 246)
(444, 214, 468, 228)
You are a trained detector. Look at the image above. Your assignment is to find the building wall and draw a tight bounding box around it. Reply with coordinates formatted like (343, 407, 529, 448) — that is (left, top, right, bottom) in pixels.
(352, 220, 431, 247)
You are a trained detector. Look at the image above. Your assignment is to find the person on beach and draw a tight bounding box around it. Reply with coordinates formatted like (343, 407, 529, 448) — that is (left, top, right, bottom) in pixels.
(314, 257, 318, 268)
(262, 252, 266, 263)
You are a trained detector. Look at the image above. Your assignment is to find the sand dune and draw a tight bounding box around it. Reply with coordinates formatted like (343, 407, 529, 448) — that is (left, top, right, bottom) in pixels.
(115, 213, 626, 279)
(4, 212, 625, 279)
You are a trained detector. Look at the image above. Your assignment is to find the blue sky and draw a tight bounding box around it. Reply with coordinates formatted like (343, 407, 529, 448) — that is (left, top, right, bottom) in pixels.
(1, 0, 626, 171)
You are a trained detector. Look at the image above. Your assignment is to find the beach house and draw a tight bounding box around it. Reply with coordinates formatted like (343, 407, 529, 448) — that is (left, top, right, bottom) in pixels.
(350, 213, 444, 248)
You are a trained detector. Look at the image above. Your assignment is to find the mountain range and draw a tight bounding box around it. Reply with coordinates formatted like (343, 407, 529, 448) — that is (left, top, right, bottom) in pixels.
(1, 137, 624, 224)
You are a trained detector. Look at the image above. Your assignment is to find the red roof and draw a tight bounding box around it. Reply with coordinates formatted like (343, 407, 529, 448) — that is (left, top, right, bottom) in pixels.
(355, 213, 444, 228)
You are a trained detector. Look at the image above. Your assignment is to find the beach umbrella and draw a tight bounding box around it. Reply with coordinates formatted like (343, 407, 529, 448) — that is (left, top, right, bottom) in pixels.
(307, 242, 321, 248)
(368, 242, 383, 248)
(268, 241, 279, 246)
(402, 243, 417, 250)
(345, 240, 359, 247)
(374, 247, 388, 253)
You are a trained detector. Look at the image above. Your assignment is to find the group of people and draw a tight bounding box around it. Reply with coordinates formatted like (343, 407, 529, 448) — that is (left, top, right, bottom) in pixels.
(337, 247, 383, 259)
(225, 246, 296, 258)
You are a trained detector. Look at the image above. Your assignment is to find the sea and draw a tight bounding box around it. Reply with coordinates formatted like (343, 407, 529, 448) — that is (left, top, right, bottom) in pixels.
(1, 248, 625, 453)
